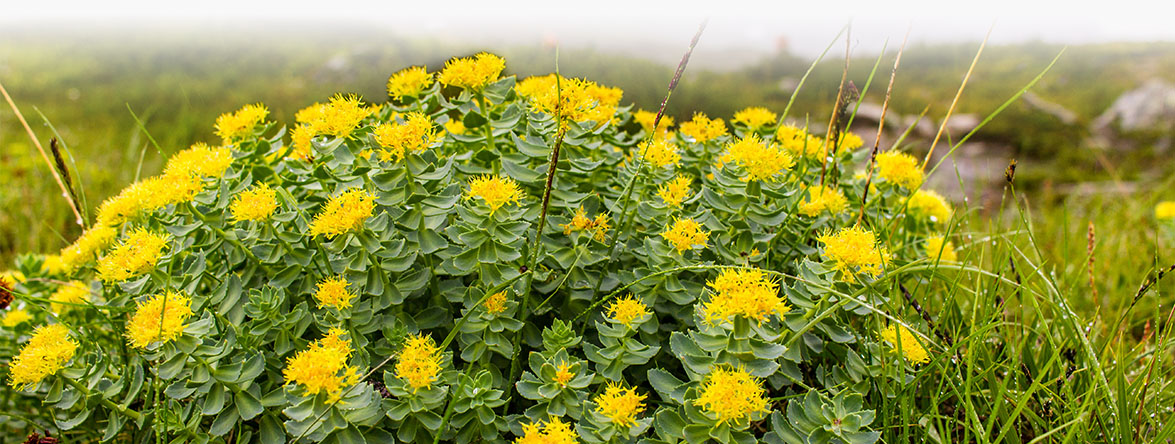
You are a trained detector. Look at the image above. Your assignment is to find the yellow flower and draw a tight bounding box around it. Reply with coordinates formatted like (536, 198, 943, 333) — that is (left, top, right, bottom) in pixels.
(437, 52, 505, 90)
(799, 185, 849, 217)
(59, 225, 117, 270)
(444, 119, 466, 135)
(2, 309, 32, 328)
(657, 175, 693, 208)
(606, 295, 650, 327)
(835, 132, 865, 150)
(49, 281, 89, 315)
(593, 383, 647, 428)
(297, 94, 377, 139)
(395, 333, 443, 391)
(95, 175, 205, 227)
(561, 207, 610, 241)
(466, 175, 525, 213)
(880, 324, 931, 364)
(553, 361, 576, 387)
(906, 189, 952, 223)
(640, 139, 681, 168)
(720, 134, 795, 182)
(876, 151, 924, 190)
(817, 226, 890, 278)
(679, 112, 727, 143)
(8, 324, 77, 389)
(373, 112, 440, 162)
(387, 66, 433, 100)
(483, 291, 508, 315)
(215, 103, 268, 144)
(693, 365, 769, 425)
(97, 229, 169, 282)
(283, 328, 361, 400)
(776, 125, 826, 158)
(230, 183, 279, 222)
(164, 143, 234, 179)
(309, 189, 377, 239)
(314, 275, 357, 310)
(1155, 201, 1175, 220)
(662, 217, 709, 253)
(925, 235, 958, 262)
(290, 124, 317, 160)
(126, 292, 192, 349)
(732, 106, 777, 129)
(41, 255, 68, 275)
(702, 268, 787, 324)
(633, 109, 674, 135)
(515, 417, 579, 444)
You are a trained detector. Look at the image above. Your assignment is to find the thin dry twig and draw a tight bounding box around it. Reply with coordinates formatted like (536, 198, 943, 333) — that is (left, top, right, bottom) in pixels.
(819, 27, 852, 187)
(921, 26, 992, 170)
(858, 30, 910, 224)
(0, 79, 85, 226)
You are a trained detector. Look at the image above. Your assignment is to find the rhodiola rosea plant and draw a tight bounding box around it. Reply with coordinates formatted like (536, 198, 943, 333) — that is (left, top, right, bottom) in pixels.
(0, 47, 1089, 444)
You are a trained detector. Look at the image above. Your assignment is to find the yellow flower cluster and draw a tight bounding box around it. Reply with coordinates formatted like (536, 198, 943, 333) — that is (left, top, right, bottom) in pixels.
(679, 112, 727, 143)
(515, 417, 579, 444)
(799, 185, 849, 216)
(633, 109, 674, 137)
(214, 103, 268, 144)
(59, 225, 118, 270)
(520, 74, 623, 125)
(230, 183, 279, 222)
(732, 106, 778, 129)
(125, 292, 193, 349)
(373, 112, 440, 162)
(553, 361, 576, 387)
(662, 217, 709, 253)
(880, 324, 931, 364)
(657, 175, 693, 208)
(164, 143, 234, 179)
(314, 275, 357, 310)
(309, 189, 377, 239)
(702, 268, 787, 324)
(3, 309, 32, 328)
(95, 173, 203, 227)
(876, 151, 924, 190)
(296, 94, 379, 140)
(817, 226, 890, 278)
(720, 134, 795, 182)
(693, 365, 768, 425)
(483, 291, 509, 315)
(466, 175, 525, 213)
(283, 328, 361, 400)
(444, 120, 466, 135)
(395, 333, 443, 391)
(97, 229, 169, 282)
(387, 66, 433, 100)
(775, 125, 826, 158)
(607, 295, 650, 327)
(593, 383, 647, 428)
(438, 52, 506, 91)
(906, 189, 952, 223)
(40, 255, 68, 275)
(1155, 201, 1175, 220)
(8, 324, 77, 389)
(640, 139, 681, 168)
(49, 281, 89, 315)
(290, 124, 318, 161)
(925, 235, 958, 262)
(561, 207, 610, 241)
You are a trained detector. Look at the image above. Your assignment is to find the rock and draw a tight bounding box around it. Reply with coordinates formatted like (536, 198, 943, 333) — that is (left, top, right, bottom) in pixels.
(1022, 92, 1078, 125)
(1093, 79, 1175, 132)
(902, 115, 936, 138)
(852, 102, 885, 124)
(943, 114, 981, 136)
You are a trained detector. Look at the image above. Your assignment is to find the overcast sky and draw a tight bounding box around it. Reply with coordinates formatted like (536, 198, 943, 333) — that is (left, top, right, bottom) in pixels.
(4, 0, 1174, 62)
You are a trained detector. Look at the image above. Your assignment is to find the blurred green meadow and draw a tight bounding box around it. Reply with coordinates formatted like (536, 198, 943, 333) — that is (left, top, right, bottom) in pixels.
(2, 27, 1173, 319)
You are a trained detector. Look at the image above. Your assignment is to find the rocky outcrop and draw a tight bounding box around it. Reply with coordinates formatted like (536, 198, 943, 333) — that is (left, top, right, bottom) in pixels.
(1093, 79, 1175, 132)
